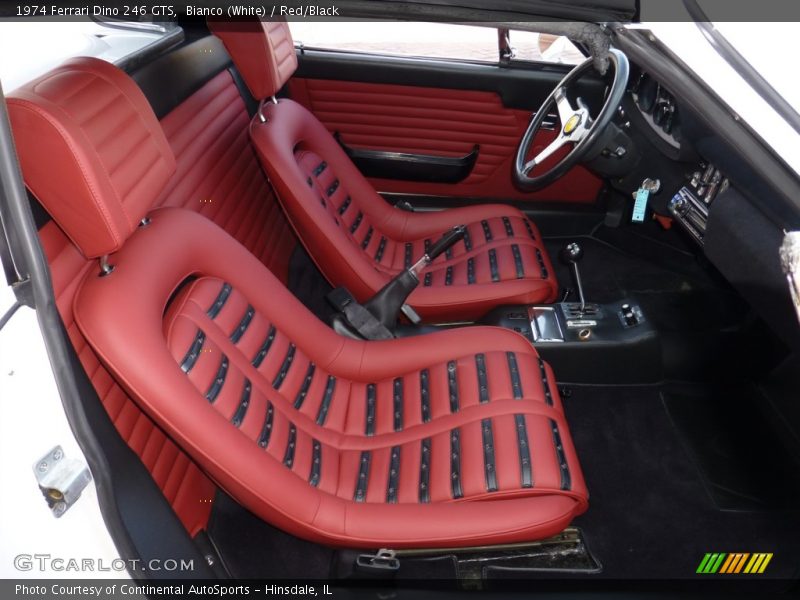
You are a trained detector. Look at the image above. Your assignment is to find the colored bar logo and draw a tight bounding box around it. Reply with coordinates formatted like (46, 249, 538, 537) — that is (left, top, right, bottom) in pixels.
(696, 553, 773, 574)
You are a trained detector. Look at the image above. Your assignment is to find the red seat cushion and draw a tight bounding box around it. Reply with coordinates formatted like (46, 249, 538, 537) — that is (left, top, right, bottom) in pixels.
(210, 21, 560, 320)
(252, 100, 559, 321)
(76, 207, 588, 548)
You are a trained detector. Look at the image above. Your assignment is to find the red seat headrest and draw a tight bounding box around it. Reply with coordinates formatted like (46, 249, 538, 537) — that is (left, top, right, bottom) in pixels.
(208, 19, 297, 100)
(8, 57, 176, 259)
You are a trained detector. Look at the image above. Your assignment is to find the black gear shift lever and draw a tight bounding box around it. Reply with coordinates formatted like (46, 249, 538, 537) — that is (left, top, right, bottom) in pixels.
(559, 242, 586, 315)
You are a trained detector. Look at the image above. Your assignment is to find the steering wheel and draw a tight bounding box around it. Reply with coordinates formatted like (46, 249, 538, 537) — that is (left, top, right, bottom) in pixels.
(514, 48, 630, 191)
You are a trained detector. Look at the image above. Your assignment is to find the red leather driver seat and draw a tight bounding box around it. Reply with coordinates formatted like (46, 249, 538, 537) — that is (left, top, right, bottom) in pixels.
(209, 20, 559, 322)
(8, 57, 587, 548)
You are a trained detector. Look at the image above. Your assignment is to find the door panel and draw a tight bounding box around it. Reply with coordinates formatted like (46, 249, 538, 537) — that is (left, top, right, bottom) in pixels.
(291, 50, 605, 204)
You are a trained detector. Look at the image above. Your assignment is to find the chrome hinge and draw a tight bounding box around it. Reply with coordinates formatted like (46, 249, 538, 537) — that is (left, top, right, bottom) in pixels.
(355, 548, 400, 573)
(400, 304, 421, 325)
(33, 446, 92, 518)
(498, 28, 516, 64)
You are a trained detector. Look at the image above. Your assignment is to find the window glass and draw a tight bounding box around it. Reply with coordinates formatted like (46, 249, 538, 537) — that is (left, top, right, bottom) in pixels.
(289, 22, 499, 62)
(508, 30, 585, 65)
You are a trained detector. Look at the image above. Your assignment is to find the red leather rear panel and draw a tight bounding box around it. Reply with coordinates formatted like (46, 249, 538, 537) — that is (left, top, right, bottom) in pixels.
(289, 78, 602, 204)
(39, 224, 216, 536)
(157, 70, 296, 281)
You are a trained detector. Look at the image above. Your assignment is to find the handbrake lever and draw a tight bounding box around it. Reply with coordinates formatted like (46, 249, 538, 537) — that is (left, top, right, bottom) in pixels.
(408, 225, 467, 277)
(364, 225, 467, 329)
(327, 226, 466, 339)
(365, 225, 466, 329)
(425, 225, 467, 263)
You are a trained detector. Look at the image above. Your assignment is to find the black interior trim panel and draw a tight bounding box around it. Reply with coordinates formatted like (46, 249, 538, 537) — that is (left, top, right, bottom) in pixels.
(132, 35, 232, 119)
(704, 185, 800, 351)
(336, 134, 479, 183)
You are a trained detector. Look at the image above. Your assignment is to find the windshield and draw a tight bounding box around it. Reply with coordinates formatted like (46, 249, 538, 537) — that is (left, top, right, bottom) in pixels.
(710, 22, 800, 111)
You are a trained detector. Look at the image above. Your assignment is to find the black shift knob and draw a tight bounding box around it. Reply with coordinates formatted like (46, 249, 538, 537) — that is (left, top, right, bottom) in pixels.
(559, 242, 584, 265)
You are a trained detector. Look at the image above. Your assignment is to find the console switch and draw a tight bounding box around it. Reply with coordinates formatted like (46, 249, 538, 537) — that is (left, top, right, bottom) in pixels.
(619, 303, 644, 328)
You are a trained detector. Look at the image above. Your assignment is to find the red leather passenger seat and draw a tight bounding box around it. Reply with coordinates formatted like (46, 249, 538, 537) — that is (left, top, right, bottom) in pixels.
(24, 56, 296, 534)
(9, 57, 587, 548)
(210, 21, 560, 321)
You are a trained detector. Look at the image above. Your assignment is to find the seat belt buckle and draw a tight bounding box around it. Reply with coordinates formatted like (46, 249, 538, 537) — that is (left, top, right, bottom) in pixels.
(326, 287, 356, 312)
(401, 303, 421, 325)
(355, 549, 400, 574)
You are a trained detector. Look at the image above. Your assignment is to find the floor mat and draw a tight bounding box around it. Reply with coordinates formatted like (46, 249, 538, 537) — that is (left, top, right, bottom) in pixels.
(663, 385, 800, 511)
(563, 384, 800, 584)
(287, 244, 335, 322)
(208, 491, 334, 579)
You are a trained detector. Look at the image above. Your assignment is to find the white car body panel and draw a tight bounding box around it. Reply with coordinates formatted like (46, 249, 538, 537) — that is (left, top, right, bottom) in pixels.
(0, 281, 122, 579)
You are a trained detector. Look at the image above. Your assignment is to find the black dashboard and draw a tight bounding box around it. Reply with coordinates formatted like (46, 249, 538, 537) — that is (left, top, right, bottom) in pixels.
(612, 59, 800, 352)
(620, 66, 730, 247)
(631, 71, 682, 149)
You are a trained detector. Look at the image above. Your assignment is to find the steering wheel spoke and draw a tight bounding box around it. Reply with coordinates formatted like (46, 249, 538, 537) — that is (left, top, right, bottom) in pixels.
(525, 134, 570, 173)
(554, 87, 576, 125)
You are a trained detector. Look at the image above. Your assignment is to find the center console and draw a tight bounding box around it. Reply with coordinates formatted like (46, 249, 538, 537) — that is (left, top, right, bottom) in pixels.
(482, 298, 661, 384)
(483, 240, 661, 383)
(330, 233, 663, 384)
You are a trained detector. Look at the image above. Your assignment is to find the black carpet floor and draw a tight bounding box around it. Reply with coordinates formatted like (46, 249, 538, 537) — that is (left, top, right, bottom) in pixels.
(287, 244, 335, 322)
(543, 233, 745, 334)
(564, 383, 800, 584)
(210, 382, 800, 588)
(543, 233, 757, 381)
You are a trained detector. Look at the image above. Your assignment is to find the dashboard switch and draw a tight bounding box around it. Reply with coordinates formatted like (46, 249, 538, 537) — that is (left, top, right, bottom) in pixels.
(619, 303, 643, 328)
(669, 193, 689, 216)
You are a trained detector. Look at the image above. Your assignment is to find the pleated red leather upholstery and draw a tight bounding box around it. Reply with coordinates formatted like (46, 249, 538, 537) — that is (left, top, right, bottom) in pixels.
(38, 223, 216, 536)
(253, 101, 558, 320)
(16, 57, 587, 549)
(155, 70, 296, 280)
(76, 208, 588, 548)
(207, 19, 297, 99)
(213, 23, 563, 319)
(8, 58, 176, 259)
(289, 77, 603, 203)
